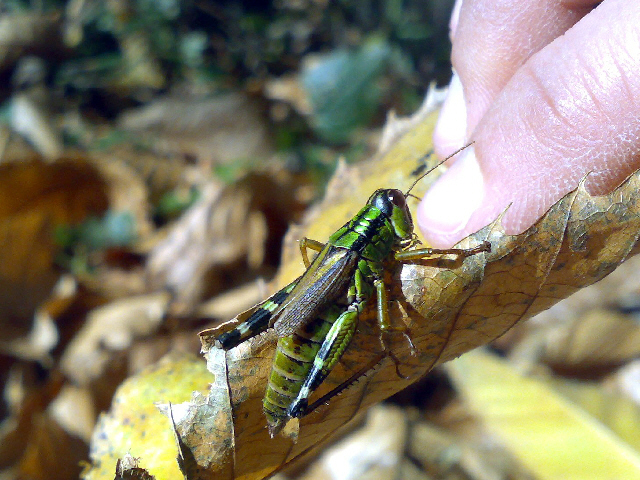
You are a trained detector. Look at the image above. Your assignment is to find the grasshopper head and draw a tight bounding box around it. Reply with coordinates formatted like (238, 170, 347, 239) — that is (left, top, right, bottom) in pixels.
(367, 189, 413, 239)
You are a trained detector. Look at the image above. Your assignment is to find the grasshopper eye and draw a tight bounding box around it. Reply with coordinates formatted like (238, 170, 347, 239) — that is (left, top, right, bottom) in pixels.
(387, 190, 406, 208)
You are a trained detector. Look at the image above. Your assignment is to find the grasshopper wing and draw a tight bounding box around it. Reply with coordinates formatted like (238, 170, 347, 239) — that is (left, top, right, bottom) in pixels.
(199, 276, 301, 351)
(273, 246, 358, 338)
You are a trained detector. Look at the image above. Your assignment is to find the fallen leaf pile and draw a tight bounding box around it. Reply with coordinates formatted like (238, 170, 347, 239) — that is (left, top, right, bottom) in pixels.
(0, 146, 305, 479)
(174, 92, 640, 479)
(3, 88, 640, 480)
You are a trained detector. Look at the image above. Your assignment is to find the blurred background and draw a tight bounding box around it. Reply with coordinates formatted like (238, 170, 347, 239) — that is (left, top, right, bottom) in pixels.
(1, 1, 640, 479)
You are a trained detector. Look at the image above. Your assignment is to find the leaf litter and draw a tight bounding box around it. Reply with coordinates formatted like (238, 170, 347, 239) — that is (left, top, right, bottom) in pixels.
(182, 92, 640, 479)
(2, 20, 640, 480)
(0, 91, 304, 480)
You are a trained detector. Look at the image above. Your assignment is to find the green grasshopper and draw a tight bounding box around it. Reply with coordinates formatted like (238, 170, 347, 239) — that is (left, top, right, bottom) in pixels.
(202, 146, 490, 436)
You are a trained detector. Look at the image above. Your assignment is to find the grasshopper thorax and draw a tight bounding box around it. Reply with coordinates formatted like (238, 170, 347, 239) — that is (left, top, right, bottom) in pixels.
(367, 188, 414, 240)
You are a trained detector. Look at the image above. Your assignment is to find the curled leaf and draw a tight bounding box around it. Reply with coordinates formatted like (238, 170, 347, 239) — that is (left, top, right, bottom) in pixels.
(130, 93, 640, 478)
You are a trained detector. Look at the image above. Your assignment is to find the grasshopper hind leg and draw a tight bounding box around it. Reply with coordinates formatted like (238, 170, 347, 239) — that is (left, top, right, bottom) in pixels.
(288, 272, 418, 418)
(287, 302, 361, 418)
(287, 270, 369, 418)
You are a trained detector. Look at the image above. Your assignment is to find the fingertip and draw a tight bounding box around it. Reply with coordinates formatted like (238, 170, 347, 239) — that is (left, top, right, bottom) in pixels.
(417, 147, 484, 248)
(434, 73, 467, 159)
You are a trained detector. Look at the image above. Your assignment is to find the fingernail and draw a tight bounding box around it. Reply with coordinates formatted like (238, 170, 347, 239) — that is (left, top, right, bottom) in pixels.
(434, 73, 467, 158)
(418, 147, 484, 238)
(450, 0, 463, 40)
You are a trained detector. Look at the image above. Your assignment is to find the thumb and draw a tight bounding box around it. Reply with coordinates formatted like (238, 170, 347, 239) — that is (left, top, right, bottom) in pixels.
(419, 0, 640, 248)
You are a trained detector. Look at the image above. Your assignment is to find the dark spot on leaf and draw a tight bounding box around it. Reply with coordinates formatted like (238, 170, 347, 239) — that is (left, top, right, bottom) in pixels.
(410, 164, 426, 177)
(410, 149, 435, 176)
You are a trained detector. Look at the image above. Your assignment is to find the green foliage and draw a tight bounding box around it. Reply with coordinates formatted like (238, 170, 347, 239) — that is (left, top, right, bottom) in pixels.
(55, 211, 136, 273)
(302, 39, 391, 144)
(59, 211, 136, 250)
(153, 187, 200, 223)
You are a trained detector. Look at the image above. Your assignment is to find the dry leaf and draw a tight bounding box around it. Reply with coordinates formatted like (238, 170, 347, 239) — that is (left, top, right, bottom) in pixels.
(61, 292, 170, 385)
(540, 309, 640, 369)
(11, 81, 63, 159)
(0, 364, 43, 467)
(99, 146, 196, 205)
(0, 157, 108, 344)
(197, 281, 269, 321)
(146, 174, 305, 315)
(504, 254, 640, 372)
(85, 354, 214, 480)
(87, 91, 640, 479)
(145, 182, 257, 313)
(614, 360, 640, 403)
(1, 358, 85, 479)
(447, 349, 640, 479)
(407, 411, 534, 480)
(299, 405, 407, 480)
(0, 13, 62, 71)
(115, 454, 156, 480)
(553, 375, 640, 453)
(17, 413, 88, 480)
(90, 154, 152, 240)
(117, 93, 272, 165)
(189, 91, 640, 478)
(49, 384, 96, 443)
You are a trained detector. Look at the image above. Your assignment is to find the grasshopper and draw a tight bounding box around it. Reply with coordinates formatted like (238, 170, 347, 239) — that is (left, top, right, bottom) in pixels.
(201, 145, 490, 436)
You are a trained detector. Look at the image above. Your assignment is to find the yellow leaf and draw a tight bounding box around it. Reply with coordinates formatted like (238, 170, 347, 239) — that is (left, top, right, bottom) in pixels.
(85, 354, 214, 480)
(446, 349, 640, 480)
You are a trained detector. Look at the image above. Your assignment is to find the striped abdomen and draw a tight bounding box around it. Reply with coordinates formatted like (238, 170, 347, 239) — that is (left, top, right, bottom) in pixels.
(262, 302, 345, 431)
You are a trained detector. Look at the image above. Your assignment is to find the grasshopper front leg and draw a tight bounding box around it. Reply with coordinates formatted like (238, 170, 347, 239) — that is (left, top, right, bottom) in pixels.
(374, 277, 417, 379)
(375, 278, 416, 353)
(382, 241, 490, 362)
(394, 241, 491, 262)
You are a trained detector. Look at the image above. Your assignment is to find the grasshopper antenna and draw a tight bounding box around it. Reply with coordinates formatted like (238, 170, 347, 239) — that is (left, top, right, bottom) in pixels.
(405, 141, 475, 196)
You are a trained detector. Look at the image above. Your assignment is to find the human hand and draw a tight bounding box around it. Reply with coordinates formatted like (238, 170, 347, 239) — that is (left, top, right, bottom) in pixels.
(417, 0, 640, 248)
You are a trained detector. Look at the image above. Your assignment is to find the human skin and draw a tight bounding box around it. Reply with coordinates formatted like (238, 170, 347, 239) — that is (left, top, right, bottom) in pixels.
(417, 0, 640, 248)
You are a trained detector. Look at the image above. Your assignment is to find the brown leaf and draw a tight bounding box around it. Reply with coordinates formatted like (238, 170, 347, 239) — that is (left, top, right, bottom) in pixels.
(0, 370, 90, 479)
(90, 154, 152, 240)
(146, 174, 305, 315)
(60, 292, 171, 385)
(115, 454, 156, 480)
(0, 157, 108, 343)
(117, 93, 273, 165)
(141, 92, 640, 478)
(503, 254, 640, 372)
(0, 13, 62, 73)
(17, 413, 88, 480)
(299, 405, 408, 480)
